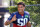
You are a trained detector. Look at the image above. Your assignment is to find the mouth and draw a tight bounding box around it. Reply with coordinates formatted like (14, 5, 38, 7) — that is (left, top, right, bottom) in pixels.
(19, 9, 22, 12)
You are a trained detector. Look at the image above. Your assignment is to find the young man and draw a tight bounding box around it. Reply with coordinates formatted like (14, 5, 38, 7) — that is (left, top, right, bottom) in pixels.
(5, 2, 31, 27)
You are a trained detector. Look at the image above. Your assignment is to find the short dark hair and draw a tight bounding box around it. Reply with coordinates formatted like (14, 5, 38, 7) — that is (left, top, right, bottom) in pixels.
(17, 2, 25, 7)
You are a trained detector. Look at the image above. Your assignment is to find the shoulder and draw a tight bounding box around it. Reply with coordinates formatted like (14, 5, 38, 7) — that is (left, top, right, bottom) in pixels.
(12, 11, 18, 15)
(24, 11, 29, 15)
(10, 11, 18, 16)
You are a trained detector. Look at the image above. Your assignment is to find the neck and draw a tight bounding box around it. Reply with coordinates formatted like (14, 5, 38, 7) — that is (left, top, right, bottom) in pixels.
(19, 11, 24, 15)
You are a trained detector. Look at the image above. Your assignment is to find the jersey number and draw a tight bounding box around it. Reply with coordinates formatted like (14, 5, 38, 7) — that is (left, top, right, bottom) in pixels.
(17, 18, 28, 26)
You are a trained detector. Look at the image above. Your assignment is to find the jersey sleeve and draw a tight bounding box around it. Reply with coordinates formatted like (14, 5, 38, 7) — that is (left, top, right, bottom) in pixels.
(8, 13, 15, 21)
(25, 11, 30, 21)
(28, 14, 30, 21)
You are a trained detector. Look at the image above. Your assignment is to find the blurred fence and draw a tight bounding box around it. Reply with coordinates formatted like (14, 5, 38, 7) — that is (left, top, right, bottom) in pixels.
(25, 4, 40, 13)
(25, 4, 40, 27)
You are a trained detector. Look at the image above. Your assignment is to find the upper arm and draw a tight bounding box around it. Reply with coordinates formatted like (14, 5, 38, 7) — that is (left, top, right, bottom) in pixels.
(25, 11, 30, 21)
(8, 13, 14, 21)
(27, 14, 31, 27)
(28, 14, 30, 22)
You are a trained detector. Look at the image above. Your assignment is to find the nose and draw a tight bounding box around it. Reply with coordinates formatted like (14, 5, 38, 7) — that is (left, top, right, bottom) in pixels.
(19, 8, 22, 9)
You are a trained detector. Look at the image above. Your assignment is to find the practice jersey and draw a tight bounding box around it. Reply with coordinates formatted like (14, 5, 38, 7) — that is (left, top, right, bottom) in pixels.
(8, 11, 30, 26)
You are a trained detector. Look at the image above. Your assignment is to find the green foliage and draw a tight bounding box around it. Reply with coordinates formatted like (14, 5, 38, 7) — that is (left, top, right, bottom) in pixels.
(7, 6, 18, 13)
(14, 0, 38, 5)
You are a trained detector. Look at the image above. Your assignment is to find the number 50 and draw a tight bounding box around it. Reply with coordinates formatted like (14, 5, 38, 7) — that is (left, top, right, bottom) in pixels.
(17, 18, 28, 26)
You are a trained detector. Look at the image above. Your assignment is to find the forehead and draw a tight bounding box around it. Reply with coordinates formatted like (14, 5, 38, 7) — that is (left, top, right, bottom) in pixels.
(18, 5, 23, 7)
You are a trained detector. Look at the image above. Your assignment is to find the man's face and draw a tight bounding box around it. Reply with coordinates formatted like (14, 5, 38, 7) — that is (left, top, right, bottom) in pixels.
(17, 5, 25, 13)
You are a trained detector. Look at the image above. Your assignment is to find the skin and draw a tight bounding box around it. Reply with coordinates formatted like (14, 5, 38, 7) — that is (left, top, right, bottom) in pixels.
(27, 22, 31, 27)
(17, 5, 25, 15)
(5, 5, 31, 27)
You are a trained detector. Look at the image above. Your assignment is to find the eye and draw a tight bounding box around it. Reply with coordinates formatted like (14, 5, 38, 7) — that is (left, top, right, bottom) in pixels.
(21, 6, 23, 8)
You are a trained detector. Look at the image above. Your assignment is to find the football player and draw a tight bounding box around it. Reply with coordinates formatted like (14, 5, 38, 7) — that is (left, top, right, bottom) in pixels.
(5, 2, 31, 27)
